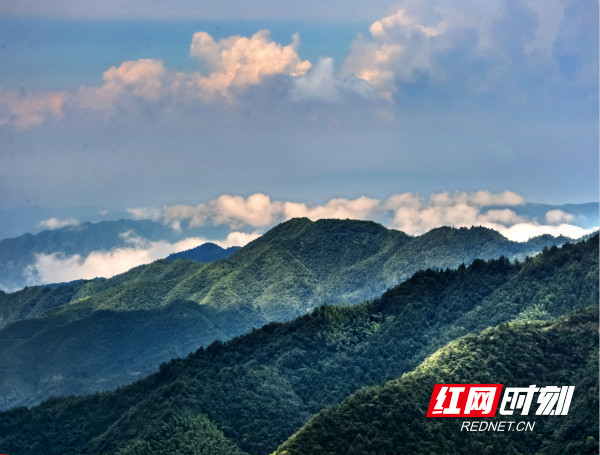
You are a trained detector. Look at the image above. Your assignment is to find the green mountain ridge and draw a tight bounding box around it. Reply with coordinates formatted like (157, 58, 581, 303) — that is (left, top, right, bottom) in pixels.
(0, 219, 575, 410)
(0, 234, 596, 455)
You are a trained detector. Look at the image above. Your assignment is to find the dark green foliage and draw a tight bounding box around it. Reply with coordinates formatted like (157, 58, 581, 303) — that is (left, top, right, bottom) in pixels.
(0, 299, 264, 410)
(0, 283, 83, 330)
(0, 235, 596, 455)
(274, 308, 599, 455)
(115, 414, 246, 455)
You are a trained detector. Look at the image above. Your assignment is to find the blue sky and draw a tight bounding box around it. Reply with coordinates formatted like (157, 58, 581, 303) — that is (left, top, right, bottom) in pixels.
(0, 0, 598, 231)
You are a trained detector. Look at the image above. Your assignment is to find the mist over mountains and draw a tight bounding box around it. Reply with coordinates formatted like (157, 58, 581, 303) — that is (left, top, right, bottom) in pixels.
(0, 219, 236, 292)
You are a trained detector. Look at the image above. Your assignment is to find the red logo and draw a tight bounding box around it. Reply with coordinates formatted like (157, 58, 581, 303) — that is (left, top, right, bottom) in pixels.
(426, 384, 503, 417)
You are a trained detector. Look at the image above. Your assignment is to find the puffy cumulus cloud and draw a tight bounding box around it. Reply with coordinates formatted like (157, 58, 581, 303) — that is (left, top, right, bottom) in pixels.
(163, 194, 283, 230)
(341, 7, 444, 100)
(213, 193, 282, 228)
(291, 57, 376, 104)
(0, 89, 69, 129)
(545, 209, 575, 225)
(76, 59, 167, 112)
(342, 0, 594, 102)
(174, 30, 311, 102)
(369, 9, 442, 39)
(37, 217, 80, 230)
(72, 29, 312, 113)
(9, 30, 313, 126)
(25, 233, 257, 285)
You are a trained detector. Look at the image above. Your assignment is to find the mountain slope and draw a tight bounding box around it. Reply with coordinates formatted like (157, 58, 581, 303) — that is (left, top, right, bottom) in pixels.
(274, 307, 599, 455)
(0, 220, 581, 410)
(0, 235, 596, 455)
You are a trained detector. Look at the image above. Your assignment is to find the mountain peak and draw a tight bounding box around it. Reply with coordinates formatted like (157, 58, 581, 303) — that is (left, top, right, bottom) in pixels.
(166, 242, 240, 262)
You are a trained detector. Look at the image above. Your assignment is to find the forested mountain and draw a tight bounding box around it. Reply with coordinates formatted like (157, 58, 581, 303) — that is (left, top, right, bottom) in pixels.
(0, 219, 575, 410)
(275, 308, 599, 455)
(0, 235, 596, 455)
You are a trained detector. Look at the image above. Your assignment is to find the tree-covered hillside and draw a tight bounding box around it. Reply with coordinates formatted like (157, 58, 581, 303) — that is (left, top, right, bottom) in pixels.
(0, 220, 577, 410)
(0, 235, 596, 455)
(275, 307, 599, 455)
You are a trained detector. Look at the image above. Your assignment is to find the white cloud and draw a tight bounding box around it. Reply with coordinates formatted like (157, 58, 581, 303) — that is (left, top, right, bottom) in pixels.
(382, 190, 595, 242)
(0, 89, 69, 129)
(383, 190, 526, 235)
(174, 30, 311, 102)
(68, 30, 313, 115)
(283, 196, 380, 221)
(76, 59, 167, 112)
(151, 191, 594, 245)
(341, 7, 444, 100)
(162, 194, 280, 230)
(160, 193, 382, 229)
(501, 223, 596, 243)
(213, 193, 281, 228)
(164, 204, 210, 230)
(545, 209, 575, 225)
(341, 0, 577, 102)
(25, 233, 257, 284)
(222, 231, 261, 248)
(127, 206, 163, 221)
(1, 27, 381, 129)
(291, 57, 376, 104)
(37, 217, 80, 230)
(369, 9, 442, 39)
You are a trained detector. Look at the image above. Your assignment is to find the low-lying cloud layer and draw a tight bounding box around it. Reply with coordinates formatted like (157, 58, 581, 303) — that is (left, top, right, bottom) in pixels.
(140, 190, 597, 242)
(25, 230, 260, 284)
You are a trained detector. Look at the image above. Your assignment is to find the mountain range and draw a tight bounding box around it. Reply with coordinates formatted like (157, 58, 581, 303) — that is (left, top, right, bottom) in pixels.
(1, 201, 598, 293)
(0, 232, 596, 454)
(0, 219, 579, 410)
